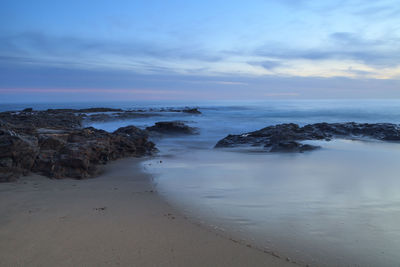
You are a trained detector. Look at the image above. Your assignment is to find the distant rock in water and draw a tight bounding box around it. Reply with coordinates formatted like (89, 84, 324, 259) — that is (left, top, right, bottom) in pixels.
(181, 108, 201, 114)
(77, 107, 123, 113)
(84, 111, 159, 122)
(0, 109, 156, 182)
(1, 110, 83, 130)
(45, 107, 123, 113)
(215, 122, 400, 153)
(146, 121, 198, 135)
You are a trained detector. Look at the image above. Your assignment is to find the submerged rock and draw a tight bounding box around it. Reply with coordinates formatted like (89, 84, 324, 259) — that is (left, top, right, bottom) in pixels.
(146, 121, 198, 135)
(215, 122, 400, 152)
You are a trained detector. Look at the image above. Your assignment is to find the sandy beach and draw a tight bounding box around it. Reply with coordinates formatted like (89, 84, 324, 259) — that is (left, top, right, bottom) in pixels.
(0, 158, 296, 267)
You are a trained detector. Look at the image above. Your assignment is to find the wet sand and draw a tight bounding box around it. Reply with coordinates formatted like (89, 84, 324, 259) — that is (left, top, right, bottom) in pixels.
(0, 158, 296, 267)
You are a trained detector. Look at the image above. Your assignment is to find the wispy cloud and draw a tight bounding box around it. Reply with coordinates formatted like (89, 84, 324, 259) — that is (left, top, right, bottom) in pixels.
(247, 60, 283, 71)
(0, 32, 223, 70)
(254, 32, 400, 69)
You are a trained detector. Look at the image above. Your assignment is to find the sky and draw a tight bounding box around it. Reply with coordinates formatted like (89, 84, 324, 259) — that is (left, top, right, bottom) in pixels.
(1, 0, 400, 102)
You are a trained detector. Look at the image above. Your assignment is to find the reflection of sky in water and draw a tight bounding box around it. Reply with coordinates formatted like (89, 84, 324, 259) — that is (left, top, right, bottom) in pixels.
(145, 140, 400, 267)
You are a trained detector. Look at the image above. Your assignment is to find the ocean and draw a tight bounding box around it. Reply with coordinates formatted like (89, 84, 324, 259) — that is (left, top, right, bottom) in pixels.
(3, 99, 400, 266)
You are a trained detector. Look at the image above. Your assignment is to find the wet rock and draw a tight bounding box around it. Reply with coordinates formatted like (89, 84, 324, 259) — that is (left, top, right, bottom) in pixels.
(161, 107, 201, 114)
(146, 121, 197, 135)
(77, 107, 123, 113)
(113, 125, 148, 138)
(0, 110, 83, 129)
(0, 128, 39, 182)
(84, 111, 159, 122)
(215, 122, 400, 153)
(182, 108, 201, 114)
(22, 108, 33, 113)
(31, 126, 156, 179)
(268, 141, 320, 153)
(0, 108, 157, 181)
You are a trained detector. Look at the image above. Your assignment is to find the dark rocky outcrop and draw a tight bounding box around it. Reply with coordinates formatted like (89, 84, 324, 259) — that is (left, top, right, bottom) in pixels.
(85, 111, 159, 122)
(81, 107, 201, 123)
(148, 107, 201, 114)
(77, 107, 123, 113)
(0, 128, 39, 182)
(215, 122, 400, 152)
(0, 109, 156, 182)
(44, 107, 123, 113)
(31, 126, 155, 179)
(146, 121, 198, 135)
(181, 108, 201, 114)
(22, 108, 33, 112)
(0, 110, 83, 130)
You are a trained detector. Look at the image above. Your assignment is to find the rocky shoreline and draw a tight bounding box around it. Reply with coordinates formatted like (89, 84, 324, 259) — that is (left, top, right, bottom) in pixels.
(215, 122, 400, 152)
(4, 106, 400, 181)
(0, 107, 200, 182)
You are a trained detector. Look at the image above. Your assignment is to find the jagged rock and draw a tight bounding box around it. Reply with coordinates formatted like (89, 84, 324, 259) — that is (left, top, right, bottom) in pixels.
(0, 128, 39, 182)
(0, 110, 83, 129)
(146, 121, 197, 135)
(215, 122, 400, 153)
(0, 108, 157, 181)
(31, 127, 156, 179)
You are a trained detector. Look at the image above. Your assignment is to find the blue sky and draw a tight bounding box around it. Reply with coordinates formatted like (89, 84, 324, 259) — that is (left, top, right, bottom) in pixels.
(1, 0, 400, 102)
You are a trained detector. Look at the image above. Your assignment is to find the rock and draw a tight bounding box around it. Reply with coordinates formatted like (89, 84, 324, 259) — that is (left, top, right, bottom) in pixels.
(0, 128, 39, 182)
(215, 122, 400, 153)
(22, 108, 33, 112)
(113, 125, 148, 138)
(31, 126, 156, 179)
(182, 108, 201, 114)
(77, 107, 123, 113)
(84, 111, 159, 122)
(163, 107, 201, 114)
(0, 107, 157, 181)
(0, 110, 83, 129)
(146, 121, 197, 135)
(268, 141, 320, 153)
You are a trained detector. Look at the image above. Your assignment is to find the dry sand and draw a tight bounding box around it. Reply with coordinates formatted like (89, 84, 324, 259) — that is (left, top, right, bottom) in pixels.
(0, 158, 297, 267)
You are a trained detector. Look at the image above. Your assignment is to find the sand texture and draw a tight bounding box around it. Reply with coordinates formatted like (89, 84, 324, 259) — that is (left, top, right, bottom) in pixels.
(0, 158, 296, 267)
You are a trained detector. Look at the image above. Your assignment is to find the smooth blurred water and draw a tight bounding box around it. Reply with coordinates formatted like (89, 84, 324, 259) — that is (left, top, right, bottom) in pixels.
(145, 140, 400, 266)
(4, 99, 400, 266)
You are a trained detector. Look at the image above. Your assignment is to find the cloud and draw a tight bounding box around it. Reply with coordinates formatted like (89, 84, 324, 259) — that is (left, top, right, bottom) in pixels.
(254, 32, 400, 68)
(247, 60, 283, 70)
(346, 67, 374, 76)
(0, 31, 223, 67)
(1, 60, 400, 100)
(352, 1, 400, 18)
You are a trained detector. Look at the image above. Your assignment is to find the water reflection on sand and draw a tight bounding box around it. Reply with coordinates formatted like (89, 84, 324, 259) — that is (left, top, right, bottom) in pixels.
(145, 140, 400, 267)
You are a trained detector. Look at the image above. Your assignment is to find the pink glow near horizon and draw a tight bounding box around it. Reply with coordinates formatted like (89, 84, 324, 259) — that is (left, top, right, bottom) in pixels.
(0, 87, 248, 101)
(0, 88, 184, 94)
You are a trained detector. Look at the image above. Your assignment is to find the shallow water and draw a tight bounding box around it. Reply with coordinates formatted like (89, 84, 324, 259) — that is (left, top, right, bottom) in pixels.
(145, 140, 400, 266)
(140, 100, 400, 267)
(4, 99, 400, 266)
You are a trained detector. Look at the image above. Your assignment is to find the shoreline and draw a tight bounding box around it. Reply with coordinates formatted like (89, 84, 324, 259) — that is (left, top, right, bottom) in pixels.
(0, 157, 297, 267)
